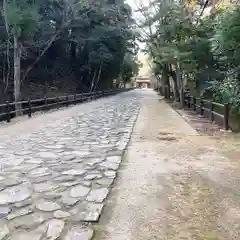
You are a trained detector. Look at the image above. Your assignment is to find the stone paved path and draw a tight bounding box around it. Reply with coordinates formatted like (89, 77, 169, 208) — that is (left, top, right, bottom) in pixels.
(0, 91, 140, 239)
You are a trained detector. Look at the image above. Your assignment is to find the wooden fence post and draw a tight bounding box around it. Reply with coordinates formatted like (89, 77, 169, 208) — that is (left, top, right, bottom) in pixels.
(74, 94, 77, 104)
(28, 99, 32, 118)
(224, 103, 230, 131)
(210, 102, 214, 122)
(6, 101, 11, 123)
(66, 95, 69, 107)
(188, 95, 191, 108)
(200, 99, 204, 116)
(193, 97, 196, 111)
(56, 96, 59, 109)
(44, 96, 47, 111)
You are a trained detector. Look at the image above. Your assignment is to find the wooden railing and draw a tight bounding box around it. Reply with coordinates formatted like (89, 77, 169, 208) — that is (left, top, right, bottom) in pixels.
(0, 88, 133, 123)
(184, 92, 230, 131)
(156, 86, 230, 130)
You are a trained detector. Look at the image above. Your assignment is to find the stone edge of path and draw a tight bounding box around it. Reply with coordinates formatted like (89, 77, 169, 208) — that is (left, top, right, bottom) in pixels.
(89, 100, 141, 239)
(99, 102, 141, 196)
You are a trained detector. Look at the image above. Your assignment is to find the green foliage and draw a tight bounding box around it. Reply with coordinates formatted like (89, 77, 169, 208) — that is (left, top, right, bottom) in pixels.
(141, 0, 240, 112)
(0, 0, 138, 101)
(6, 0, 40, 37)
(212, 8, 240, 69)
(209, 7, 240, 112)
(120, 53, 139, 84)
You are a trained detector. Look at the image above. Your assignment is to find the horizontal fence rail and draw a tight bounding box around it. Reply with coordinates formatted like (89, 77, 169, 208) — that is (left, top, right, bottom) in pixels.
(0, 88, 134, 123)
(156, 86, 230, 131)
(184, 93, 230, 131)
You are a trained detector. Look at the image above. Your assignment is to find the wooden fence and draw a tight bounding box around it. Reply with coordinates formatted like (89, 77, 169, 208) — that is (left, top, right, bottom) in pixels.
(184, 93, 230, 131)
(156, 86, 230, 131)
(0, 88, 133, 123)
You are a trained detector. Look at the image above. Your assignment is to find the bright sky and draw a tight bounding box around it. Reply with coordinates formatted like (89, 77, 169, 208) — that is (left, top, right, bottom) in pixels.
(126, 0, 148, 53)
(127, 0, 149, 20)
(127, 0, 152, 76)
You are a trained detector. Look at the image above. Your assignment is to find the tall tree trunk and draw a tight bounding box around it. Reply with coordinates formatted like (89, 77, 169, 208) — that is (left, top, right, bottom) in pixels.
(169, 64, 179, 101)
(170, 77, 178, 101)
(70, 41, 77, 66)
(176, 62, 184, 108)
(94, 65, 102, 91)
(90, 69, 97, 92)
(0, 83, 4, 104)
(13, 34, 21, 116)
(161, 64, 170, 98)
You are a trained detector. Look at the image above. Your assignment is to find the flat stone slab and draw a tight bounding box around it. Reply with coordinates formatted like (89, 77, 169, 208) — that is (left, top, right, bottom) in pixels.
(10, 212, 46, 229)
(14, 151, 33, 156)
(86, 158, 104, 166)
(0, 184, 31, 204)
(62, 169, 86, 175)
(29, 168, 51, 177)
(99, 161, 119, 170)
(61, 197, 80, 207)
(107, 156, 122, 163)
(0, 221, 10, 239)
(0, 207, 11, 217)
(11, 231, 43, 240)
(36, 201, 61, 212)
(96, 178, 114, 187)
(104, 170, 116, 178)
(46, 219, 65, 240)
(69, 185, 90, 198)
(38, 152, 59, 159)
(64, 226, 94, 240)
(7, 207, 33, 220)
(54, 210, 71, 218)
(34, 182, 58, 192)
(86, 188, 109, 203)
(84, 174, 102, 180)
(71, 203, 104, 222)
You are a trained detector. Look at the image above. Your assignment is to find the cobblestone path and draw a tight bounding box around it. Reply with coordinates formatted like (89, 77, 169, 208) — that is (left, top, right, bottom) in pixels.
(0, 91, 140, 239)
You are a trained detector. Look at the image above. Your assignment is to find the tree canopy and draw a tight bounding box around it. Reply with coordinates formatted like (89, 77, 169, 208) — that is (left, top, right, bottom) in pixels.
(139, 0, 240, 113)
(0, 0, 139, 104)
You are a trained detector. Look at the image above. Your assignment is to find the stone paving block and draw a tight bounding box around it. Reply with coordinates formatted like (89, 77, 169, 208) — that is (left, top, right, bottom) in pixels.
(0, 184, 31, 204)
(36, 200, 61, 212)
(86, 188, 109, 203)
(64, 226, 94, 240)
(71, 203, 104, 222)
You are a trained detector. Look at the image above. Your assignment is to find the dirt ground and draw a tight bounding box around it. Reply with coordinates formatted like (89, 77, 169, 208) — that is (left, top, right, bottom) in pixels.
(94, 89, 240, 240)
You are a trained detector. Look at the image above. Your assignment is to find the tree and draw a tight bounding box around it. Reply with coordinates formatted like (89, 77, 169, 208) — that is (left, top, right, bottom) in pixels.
(120, 53, 139, 86)
(139, 0, 194, 106)
(0, 0, 138, 112)
(3, 0, 40, 113)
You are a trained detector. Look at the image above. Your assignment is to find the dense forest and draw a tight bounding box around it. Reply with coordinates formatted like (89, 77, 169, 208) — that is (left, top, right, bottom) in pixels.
(138, 0, 240, 128)
(0, 0, 139, 104)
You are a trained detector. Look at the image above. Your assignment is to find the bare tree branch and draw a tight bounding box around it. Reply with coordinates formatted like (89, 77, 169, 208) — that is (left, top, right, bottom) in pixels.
(22, 9, 91, 81)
